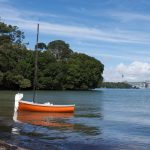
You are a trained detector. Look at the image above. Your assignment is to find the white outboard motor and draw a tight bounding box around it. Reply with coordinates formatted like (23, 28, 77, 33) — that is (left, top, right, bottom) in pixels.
(13, 93, 23, 122)
(14, 93, 23, 112)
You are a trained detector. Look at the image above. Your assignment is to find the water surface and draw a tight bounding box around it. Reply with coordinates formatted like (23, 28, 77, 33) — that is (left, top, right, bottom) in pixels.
(0, 89, 150, 150)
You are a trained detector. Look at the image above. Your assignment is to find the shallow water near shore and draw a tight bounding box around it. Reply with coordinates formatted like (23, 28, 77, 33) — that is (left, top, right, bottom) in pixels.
(0, 89, 150, 150)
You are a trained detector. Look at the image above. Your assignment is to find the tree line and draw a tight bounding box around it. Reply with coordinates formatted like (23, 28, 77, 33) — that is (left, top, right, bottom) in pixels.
(0, 21, 104, 90)
(101, 82, 133, 89)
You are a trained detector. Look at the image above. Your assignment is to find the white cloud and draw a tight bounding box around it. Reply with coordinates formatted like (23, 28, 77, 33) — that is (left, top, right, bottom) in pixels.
(5, 17, 150, 45)
(109, 11, 150, 22)
(104, 61, 150, 82)
(22, 11, 58, 18)
(1, 2, 150, 45)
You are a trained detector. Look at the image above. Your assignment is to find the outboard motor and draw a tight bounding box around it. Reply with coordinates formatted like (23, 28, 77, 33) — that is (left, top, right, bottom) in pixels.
(13, 93, 23, 122)
(14, 93, 23, 112)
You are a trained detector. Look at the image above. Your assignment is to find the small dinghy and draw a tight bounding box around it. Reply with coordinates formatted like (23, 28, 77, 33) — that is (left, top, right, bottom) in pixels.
(14, 24, 75, 114)
(15, 93, 75, 113)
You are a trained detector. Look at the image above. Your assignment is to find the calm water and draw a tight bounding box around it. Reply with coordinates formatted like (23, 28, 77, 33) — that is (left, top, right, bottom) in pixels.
(0, 89, 150, 150)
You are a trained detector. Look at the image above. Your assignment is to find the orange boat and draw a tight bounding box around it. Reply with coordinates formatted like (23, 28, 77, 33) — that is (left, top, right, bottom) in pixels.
(14, 25, 75, 114)
(15, 93, 75, 113)
(18, 100, 75, 113)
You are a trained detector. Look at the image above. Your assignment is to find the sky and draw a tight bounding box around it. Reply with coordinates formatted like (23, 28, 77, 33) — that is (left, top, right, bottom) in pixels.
(1, 0, 150, 82)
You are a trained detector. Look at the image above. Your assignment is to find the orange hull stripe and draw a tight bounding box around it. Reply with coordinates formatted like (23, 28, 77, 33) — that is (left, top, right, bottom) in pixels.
(18, 102, 75, 112)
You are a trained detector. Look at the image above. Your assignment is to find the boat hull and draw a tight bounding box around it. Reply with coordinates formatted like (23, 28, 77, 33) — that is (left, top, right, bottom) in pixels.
(18, 101, 75, 113)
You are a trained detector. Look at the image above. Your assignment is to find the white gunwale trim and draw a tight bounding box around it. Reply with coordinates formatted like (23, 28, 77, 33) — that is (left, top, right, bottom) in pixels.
(19, 100, 75, 107)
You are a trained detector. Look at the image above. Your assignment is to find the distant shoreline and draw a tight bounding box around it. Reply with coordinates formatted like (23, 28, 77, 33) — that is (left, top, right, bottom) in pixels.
(0, 82, 138, 90)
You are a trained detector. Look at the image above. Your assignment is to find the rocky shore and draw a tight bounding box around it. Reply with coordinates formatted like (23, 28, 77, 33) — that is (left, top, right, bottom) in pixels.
(0, 140, 27, 150)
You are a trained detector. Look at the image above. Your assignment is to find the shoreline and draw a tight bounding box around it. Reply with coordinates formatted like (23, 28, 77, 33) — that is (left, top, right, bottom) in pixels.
(0, 140, 27, 150)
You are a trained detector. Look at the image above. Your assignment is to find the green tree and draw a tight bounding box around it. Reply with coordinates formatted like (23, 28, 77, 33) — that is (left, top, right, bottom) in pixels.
(47, 40, 73, 60)
(0, 21, 104, 90)
(36, 42, 47, 50)
(63, 53, 104, 90)
(0, 21, 33, 89)
(0, 21, 25, 45)
(19, 79, 31, 89)
(101, 82, 133, 89)
(0, 71, 3, 86)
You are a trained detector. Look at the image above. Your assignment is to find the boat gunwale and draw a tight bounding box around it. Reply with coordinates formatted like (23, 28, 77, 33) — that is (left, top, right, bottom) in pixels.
(19, 100, 75, 107)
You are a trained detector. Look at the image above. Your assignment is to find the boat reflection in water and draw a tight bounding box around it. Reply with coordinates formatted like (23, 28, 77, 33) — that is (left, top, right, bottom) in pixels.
(13, 110, 74, 128)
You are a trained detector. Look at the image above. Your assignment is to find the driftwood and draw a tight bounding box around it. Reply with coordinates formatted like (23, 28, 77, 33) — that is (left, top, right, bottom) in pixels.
(0, 140, 27, 150)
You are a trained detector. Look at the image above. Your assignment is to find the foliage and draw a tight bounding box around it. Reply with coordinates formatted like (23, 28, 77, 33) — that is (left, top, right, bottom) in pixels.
(47, 40, 73, 60)
(101, 82, 133, 89)
(19, 79, 31, 89)
(0, 21, 25, 45)
(36, 42, 47, 50)
(63, 53, 104, 90)
(0, 71, 3, 85)
(0, 21, 104, 90)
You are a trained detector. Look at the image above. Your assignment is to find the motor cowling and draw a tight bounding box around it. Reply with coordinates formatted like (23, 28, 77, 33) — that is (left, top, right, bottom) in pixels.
(14, 93, 23, 112)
